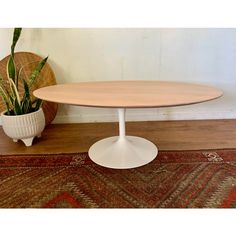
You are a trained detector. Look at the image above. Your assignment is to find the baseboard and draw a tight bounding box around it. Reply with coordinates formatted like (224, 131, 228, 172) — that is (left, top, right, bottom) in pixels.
(0, 110, 235, 126)
(52, 110, 236, 123)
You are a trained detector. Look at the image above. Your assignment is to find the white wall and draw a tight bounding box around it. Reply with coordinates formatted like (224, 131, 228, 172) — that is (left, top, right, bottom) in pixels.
(0, 28, 235, 123)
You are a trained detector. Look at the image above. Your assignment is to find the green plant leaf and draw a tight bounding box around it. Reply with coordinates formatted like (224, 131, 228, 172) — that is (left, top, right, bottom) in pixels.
(14, 98, 22, 115)
(1, 28, 48, 116)
(21, 79, 33, 113)
(22, 98, 32, 114)
(23, 79, 30, 99)
(0, 85, 10, 104)
(11, 28, 22, 56)
(0, 86, 14, 109)
(7, 90, 14, 105)
(7, 55, 16, 82)
(9, 78, 20, 105)
(1, 63, 16, 114)
(34, 99, 43, 111)
(28, 56, 48, 87)
(7, 28, 21, 84)
(0, 86, 10, 114)
(0, 75, 13, 109)
(16, 65, 25, 89)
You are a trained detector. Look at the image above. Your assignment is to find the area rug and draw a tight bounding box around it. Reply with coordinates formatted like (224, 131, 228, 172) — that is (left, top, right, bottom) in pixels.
(0, 149, 236, 208)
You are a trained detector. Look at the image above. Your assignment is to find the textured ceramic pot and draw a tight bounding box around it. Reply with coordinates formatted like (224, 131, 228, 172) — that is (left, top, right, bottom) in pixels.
(1, 108, 45, 146)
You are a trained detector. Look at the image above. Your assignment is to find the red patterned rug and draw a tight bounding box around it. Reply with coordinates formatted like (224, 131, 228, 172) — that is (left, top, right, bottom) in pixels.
(1, 150, 236, 208)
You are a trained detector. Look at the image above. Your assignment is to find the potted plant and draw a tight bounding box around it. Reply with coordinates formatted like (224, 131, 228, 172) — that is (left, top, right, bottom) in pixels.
(0, 28, 48, 146)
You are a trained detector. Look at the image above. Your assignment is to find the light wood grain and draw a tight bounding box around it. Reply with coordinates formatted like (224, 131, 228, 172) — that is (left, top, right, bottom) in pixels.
(34, 81, 223, 108)
(0, 120, 235, 155)
(0, 52, 58, 125)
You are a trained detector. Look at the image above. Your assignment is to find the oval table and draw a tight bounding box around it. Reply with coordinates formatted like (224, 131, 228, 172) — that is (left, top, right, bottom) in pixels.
(33, 81, 223, 169)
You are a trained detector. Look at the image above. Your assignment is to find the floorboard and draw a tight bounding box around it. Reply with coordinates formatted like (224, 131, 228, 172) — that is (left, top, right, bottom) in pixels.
(1, 119, 236, 155)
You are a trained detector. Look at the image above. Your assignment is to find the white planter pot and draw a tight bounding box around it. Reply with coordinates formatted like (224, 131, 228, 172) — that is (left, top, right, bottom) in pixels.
(1, 108, 45, 146)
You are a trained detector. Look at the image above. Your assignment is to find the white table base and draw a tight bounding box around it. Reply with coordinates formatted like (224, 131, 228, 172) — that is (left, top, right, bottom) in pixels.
(88, 108, 158, 169)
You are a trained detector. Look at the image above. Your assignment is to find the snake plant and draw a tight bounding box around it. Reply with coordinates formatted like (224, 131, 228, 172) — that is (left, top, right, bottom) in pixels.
(0, 28, 48, 115)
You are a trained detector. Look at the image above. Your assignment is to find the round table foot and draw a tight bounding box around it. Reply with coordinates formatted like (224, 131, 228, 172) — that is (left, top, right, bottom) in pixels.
(88, 136, 158, 169)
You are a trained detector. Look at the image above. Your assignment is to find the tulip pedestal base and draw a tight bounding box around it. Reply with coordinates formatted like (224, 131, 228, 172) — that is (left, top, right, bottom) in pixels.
(88, 108, 158, 169)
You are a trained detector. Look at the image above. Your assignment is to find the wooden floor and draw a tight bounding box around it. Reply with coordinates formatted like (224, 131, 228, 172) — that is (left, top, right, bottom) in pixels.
(1, 119, 236, 155)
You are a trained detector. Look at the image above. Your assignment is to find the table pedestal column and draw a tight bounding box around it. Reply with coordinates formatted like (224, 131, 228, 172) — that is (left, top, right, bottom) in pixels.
(88, 108, 158, 169)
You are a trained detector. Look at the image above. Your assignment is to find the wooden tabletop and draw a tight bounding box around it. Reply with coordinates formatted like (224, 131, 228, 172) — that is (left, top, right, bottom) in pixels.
(33, 81, 223, 108)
